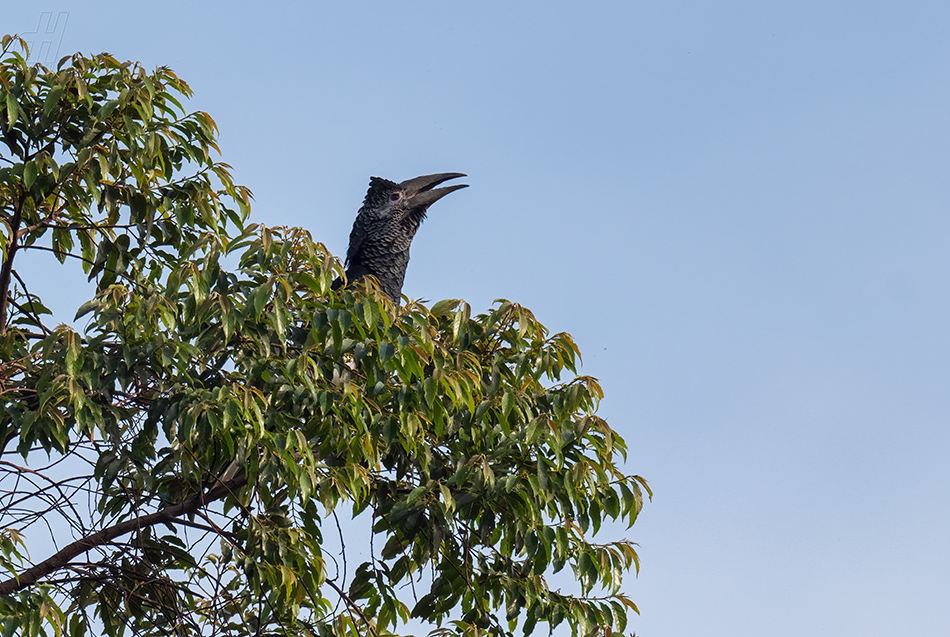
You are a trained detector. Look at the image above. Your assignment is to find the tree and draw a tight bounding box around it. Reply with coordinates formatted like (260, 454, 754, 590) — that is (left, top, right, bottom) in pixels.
(0, 36, 650, 637)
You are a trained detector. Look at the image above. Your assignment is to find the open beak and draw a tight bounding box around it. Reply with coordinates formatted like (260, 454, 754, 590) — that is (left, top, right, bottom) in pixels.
(401, 172, 468, 209)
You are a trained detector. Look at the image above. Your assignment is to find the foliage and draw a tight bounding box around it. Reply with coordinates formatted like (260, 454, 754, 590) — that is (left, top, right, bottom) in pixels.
(0, 36, 649, 637)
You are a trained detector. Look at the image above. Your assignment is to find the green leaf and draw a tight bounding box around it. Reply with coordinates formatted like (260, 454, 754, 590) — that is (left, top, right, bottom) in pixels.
(252, 282, 270, 317)
(64, 331, 81, 377)
(74, 299, 98, 320)
(297, 272, 323, 295)
(23, 160, 37, 189)
(98, 99, 120, 119)
(501, 391, 515, 417)
(5, 91, 18, 130)
(430, 298, 460, 316)
(43, 85, 63, 117)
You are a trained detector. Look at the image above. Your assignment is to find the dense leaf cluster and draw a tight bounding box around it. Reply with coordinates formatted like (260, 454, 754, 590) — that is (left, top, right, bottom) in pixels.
(0, 36, 648, 637)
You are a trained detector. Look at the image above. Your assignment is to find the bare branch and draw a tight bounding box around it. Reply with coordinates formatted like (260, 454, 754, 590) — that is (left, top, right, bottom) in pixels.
(0, 468, 248, 596)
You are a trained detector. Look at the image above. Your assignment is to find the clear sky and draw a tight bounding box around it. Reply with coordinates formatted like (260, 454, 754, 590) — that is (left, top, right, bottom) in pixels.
(8, 2, 950, 635)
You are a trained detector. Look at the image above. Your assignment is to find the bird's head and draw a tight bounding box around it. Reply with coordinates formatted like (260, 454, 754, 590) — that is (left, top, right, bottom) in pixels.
(360, 172, 468, 223)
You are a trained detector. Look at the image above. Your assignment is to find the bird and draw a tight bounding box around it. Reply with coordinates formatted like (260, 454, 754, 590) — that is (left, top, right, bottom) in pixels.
(334, 172, 468, 302)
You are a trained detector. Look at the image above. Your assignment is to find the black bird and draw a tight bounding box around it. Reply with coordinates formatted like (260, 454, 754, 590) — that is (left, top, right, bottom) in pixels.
(335, 172, 468, 302)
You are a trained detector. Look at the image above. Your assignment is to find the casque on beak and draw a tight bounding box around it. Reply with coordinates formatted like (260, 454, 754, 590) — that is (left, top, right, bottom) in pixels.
(400, 172, 468, 209)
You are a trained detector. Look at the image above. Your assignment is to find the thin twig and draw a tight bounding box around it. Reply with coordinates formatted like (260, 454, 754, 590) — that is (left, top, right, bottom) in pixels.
(0, 467, 248, 595)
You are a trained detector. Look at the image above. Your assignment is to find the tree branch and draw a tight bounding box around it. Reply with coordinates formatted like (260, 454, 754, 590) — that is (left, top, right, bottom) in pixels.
(9, 267, 52, 335)
(323, 578, 379, 637)
(14, 206, 62, 240)
(0, 194, 26, 333)
(0, 469, 248, 596)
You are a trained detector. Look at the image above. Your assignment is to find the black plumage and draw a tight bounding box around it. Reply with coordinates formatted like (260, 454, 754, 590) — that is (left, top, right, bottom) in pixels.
(335, 172, 468, 302)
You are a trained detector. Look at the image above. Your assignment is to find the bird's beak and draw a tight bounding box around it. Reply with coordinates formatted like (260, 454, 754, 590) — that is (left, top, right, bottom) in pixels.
(400, 172, 468, 209)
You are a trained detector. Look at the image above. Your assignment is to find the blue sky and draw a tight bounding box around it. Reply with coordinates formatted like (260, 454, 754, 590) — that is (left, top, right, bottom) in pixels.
(8, 2, 950, 635)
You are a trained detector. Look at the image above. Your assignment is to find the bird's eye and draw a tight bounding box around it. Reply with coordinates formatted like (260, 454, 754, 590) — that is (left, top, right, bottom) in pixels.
(390, 192, 401, 202)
